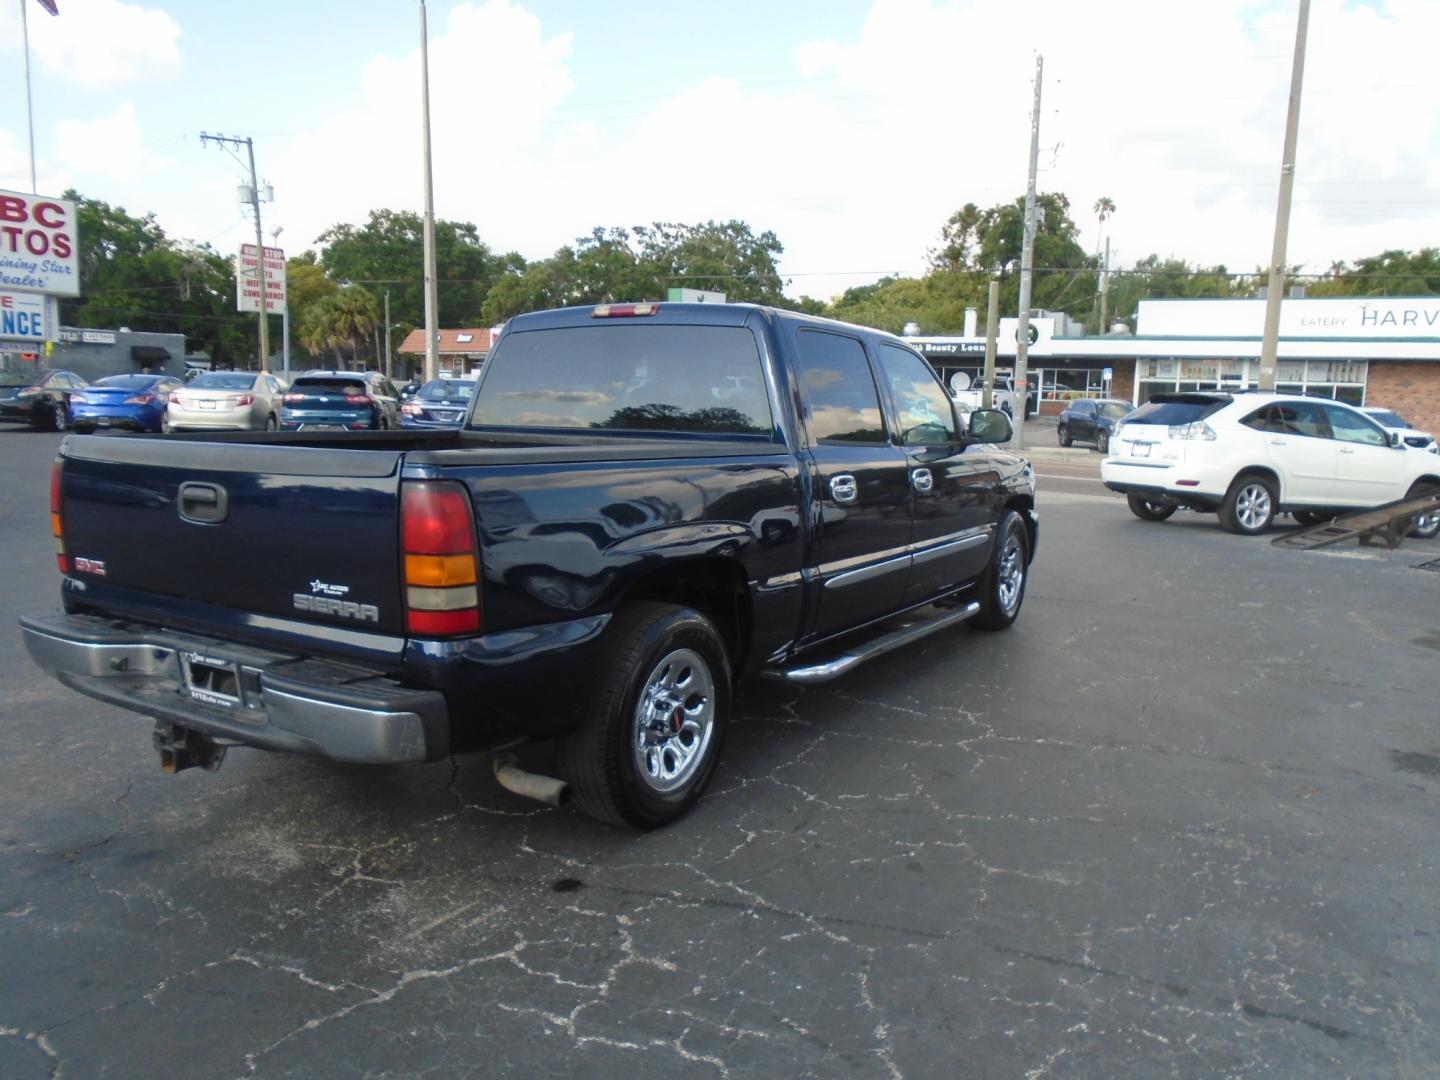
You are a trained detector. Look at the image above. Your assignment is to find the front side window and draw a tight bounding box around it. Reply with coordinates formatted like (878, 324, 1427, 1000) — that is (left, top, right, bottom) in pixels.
(471, 324, 773, 435)
(877, 344, 957, 446)
(1322, 403, 1388, 446)
(793, 330, 886, 444)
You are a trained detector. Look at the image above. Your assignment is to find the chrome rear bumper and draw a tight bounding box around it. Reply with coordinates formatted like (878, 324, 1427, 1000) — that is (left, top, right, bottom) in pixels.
(20, 612, 448, 763)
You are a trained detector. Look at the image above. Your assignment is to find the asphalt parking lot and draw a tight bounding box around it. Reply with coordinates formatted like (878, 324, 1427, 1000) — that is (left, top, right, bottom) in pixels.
(3, 426, 1439, 1078)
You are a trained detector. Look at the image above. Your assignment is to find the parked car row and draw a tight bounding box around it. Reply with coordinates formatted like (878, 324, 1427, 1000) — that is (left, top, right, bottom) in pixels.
(0, 369, 477, 434)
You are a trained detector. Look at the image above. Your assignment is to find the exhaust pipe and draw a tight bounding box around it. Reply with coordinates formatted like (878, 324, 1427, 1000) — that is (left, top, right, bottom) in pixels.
(492, 754, 572, 807)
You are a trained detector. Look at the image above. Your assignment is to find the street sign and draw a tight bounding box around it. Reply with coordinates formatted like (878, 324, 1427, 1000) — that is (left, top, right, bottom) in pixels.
(667, 287, 727, 304)
(1102, 366, 1114, 382)
(0, 290, 59, 342)
(0, 189, 79, 297)
(236, 243, 286, 313)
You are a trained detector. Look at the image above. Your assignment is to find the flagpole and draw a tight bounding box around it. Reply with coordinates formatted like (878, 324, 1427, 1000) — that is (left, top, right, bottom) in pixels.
(22, 0, 38, 193)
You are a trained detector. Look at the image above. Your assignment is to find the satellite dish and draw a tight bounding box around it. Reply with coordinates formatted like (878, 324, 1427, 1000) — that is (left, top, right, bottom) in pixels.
(949, 371, 972, 392)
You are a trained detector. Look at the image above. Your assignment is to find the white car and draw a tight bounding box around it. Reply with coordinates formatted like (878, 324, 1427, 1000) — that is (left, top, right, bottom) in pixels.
(1361, 407, 1438, 453)
(1100, 392, 1440, 537)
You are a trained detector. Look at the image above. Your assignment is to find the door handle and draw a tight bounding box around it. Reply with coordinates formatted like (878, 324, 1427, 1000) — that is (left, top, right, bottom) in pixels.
(829, 474, 858, 504)
(177, 482, 229, 524)
(911, 468, 934, 494)
(1339, 447, 1355, 454)
(1268, 439, 1286, 446)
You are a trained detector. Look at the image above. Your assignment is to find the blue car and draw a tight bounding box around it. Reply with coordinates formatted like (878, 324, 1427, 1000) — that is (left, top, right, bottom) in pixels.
(70, 374, 183, 434)
(398, 377, 475, 428)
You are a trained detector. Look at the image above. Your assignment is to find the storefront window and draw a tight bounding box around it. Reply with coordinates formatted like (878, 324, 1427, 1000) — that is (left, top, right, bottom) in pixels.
(1136, 358, 1367, 404)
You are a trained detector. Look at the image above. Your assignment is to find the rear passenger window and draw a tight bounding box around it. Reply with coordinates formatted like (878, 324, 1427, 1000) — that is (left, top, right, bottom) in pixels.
(793, 330, 887, 444)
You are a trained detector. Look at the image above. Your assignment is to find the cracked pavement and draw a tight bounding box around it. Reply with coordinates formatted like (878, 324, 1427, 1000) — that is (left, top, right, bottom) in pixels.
(2, 429, 1439, 1077)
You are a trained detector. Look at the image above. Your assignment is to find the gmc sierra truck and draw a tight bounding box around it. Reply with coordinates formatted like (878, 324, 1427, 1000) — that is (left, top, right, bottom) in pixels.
(23, 303, 1037, 828)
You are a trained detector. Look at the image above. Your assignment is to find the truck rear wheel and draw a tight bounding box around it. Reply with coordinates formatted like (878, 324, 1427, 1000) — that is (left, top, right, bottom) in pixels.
(558, 602, 731, 829)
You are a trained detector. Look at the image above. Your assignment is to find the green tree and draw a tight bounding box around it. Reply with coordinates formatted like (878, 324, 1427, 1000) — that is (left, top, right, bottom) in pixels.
(285, 251, 340, 362)
(58, 192, 255, 367)
(1307, 249, 1440, 297)
(298, 285, 380, 369)
(317, 209, 516, 333)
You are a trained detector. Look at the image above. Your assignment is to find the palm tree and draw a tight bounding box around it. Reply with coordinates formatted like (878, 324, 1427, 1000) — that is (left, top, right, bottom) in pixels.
(298, 287, 380, 369)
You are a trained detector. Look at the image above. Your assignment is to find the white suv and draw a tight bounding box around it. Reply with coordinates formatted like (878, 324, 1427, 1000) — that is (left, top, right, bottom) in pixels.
(1100, 392, 1440, 537)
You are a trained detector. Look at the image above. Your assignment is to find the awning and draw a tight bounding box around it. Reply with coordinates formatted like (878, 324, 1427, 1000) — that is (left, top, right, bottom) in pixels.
(131, 345, 171, 362)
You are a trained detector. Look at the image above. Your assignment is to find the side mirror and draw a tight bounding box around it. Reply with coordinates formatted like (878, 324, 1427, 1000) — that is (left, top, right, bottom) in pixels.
(968, 408, 1013, 444)
(1390, 431, 1403, 448)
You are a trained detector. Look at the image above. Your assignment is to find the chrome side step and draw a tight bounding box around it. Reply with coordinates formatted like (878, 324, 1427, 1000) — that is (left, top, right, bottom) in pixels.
(763, 601, 981, 685)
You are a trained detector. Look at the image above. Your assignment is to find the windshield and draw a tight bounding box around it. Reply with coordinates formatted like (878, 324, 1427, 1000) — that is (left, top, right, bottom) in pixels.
(189, 372, 256, 391)
(419, 379, 475, 401)
(471, 324, 774, 436)
(1098, 402, 1131, 420)
(1365, 409, 1406, 428)
(95, 375, 161, 390)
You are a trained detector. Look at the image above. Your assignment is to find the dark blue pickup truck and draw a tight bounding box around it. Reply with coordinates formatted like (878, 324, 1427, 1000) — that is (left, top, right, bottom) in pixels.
(22, 303, 1036, 827)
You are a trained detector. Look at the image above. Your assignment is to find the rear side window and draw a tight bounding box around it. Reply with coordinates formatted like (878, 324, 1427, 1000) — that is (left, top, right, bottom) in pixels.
(793, 330, 886, 443)
(471, 325, 773, 435)
(1242, 402, 1327, 438)
(1124, 399, 1227, 426)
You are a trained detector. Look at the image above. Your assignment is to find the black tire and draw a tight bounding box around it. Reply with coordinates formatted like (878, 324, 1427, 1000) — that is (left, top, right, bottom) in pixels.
(1057, 424, 1072, 448)
(51, 401, 68, 432)
(1292, 510, 1331, 527)
(1127, 493, 1176, 521)
(73, 422, 93, 435)
(1219, 472, 1277, 536)
(160, 415, 172, 434)
(1406, 481, 1440, 540)
(264, 414, 277, 432)
(969, 510, 1029, 631)
(557, 602, 731, 829)
(1096, 429, 1110, 455)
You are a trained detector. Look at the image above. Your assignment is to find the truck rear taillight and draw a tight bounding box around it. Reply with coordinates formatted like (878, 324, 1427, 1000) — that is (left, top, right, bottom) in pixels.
(401, 481, 481, 636)
(50, 460, 68, 574)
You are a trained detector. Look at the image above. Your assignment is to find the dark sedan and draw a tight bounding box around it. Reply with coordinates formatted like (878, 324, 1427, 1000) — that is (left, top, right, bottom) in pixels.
(1058, 398, 1132, 453)
(70, 373, 183, 433)
(398, 378, 475, 428)
(0, 369, 87, 431)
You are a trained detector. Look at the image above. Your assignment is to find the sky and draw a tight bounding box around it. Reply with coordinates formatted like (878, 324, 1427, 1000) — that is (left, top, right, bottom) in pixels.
(1, 0, 1438, 309)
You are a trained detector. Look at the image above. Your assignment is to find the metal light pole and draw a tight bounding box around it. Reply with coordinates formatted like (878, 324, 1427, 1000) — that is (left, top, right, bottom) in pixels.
(21, 0, 38, 193)
(1013, 54, 1044, 450)
(419, 0, 440, 383)
(983, 279, 1000, 411)
(383, 289, 393, 380)
(1258, 0, 1310, 391)
(271, 225, 289, 380)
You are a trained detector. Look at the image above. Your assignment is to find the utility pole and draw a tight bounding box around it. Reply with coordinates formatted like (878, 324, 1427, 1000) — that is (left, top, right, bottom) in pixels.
(1258, 0, 1310, 391)
(384, 289, 393, 380)
(419, 0, 440, 383)
(201, 132, 270, 370)
(21, 0, 38, 193)
(982, 279, 1000, 411)
(1013, 54, 1043, 450)
(1098, 235, 1111, 334)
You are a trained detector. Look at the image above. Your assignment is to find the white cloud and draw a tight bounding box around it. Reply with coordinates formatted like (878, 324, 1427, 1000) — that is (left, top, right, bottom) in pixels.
(0, 0, 181, 89)
(0, 125, 74, 196)
(62, 0, 1440, 310)
(54, 101, 147, 182)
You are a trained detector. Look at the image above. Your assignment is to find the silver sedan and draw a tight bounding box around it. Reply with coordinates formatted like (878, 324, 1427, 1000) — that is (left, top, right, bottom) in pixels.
(168, 372, 287, 432)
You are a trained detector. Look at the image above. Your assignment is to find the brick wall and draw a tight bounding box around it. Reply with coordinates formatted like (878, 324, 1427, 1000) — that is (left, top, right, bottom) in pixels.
(1366, 361, 1440, 437)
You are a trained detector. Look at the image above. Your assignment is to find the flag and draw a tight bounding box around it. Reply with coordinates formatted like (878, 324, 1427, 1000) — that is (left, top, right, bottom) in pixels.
(35, 0, 60, 15)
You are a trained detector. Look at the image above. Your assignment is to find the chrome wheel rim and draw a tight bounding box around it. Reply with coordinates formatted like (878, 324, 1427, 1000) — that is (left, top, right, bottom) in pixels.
(1415, 511, 1440, 535)
(632, 648, 715, 794)
(997, 532, 1025, 616)
(1236, 484, 1271, 530)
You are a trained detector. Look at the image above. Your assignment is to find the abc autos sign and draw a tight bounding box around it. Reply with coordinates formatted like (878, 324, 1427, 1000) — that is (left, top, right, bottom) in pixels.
(0, 189, 79, 297)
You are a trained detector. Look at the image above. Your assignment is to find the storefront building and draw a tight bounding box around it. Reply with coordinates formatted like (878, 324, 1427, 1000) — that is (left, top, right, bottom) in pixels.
(0, 327, 187, 384)
(908, 296, 1440, 435)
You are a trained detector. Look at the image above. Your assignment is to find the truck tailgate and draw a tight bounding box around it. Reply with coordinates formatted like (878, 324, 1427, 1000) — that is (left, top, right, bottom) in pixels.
(59, 437, 408, 635)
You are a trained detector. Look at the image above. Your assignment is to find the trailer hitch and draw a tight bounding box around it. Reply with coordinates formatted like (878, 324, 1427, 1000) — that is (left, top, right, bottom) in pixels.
(153, 722, 227, 774)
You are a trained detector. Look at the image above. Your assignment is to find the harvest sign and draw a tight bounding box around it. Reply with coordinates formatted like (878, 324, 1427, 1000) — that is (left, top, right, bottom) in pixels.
(0, 189, 79, 297)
